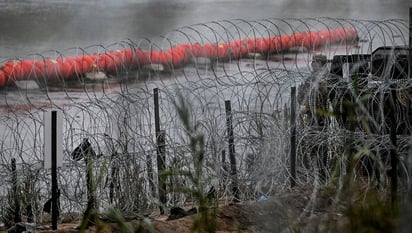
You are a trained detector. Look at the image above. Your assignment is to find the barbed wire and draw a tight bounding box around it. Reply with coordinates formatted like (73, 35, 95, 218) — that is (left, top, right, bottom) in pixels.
(0, 17, 410, 226)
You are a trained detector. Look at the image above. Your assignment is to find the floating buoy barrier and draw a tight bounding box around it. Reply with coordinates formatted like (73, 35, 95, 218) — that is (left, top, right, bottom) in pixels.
(0, 27, 358, 88)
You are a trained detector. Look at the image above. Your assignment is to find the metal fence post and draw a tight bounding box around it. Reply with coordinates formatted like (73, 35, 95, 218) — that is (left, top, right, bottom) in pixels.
(154, 88, 166, 214)
(84, 150, 96, 227)
(146, 151, 156, 200)
(51, 110, 59, 230)
(225, 100, 240, 202)
(290, 87, 297, 187)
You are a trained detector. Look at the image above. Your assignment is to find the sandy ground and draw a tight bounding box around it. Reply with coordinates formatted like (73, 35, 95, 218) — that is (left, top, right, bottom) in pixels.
(1, 185, 349, 233)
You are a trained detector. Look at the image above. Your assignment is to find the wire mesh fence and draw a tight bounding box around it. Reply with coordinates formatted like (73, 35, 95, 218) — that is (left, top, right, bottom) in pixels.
(0, 17, 410, 226)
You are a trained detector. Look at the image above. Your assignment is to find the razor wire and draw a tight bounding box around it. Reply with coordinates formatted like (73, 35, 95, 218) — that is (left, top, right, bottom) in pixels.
(0, 17, 410, 224)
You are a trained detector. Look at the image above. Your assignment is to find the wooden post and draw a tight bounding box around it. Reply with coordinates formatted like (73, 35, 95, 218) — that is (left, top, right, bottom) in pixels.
(225, 100, 240, 202)
(290, 87, 297, 187)
(154, 88, 166, 214)
(11, 158, 21, 224)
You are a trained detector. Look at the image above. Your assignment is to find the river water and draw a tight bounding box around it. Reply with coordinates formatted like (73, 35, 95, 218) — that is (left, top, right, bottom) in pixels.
(0, 0, 410, 163)
(0, 0, 409, 162)
(0, 0, 410, 59)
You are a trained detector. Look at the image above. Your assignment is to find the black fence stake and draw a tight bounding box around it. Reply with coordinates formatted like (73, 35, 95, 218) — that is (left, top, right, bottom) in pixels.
(11, 158, 21, 224)
(51, 110, 59, 230)
(220, 150, 229, 190)
(154, 88, 166, 214)
(225, 100, 240, 202)
(157, 130, 167, 214)
(290, 87, 297, 187)
(146, 151, 156, 199)
(84, 151, 96, 227)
